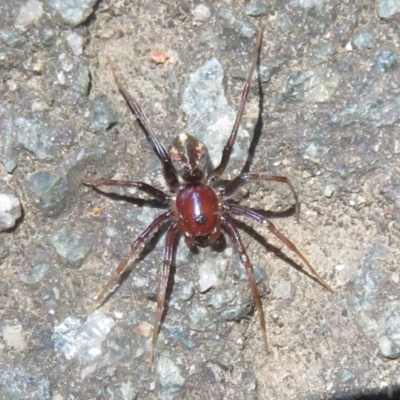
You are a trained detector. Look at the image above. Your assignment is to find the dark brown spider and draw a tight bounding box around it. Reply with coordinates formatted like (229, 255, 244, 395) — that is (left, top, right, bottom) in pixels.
(83, 29, 333, 362)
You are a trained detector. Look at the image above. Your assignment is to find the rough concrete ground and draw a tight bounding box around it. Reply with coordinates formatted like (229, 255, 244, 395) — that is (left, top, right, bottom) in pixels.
(1, 1, 400, 399)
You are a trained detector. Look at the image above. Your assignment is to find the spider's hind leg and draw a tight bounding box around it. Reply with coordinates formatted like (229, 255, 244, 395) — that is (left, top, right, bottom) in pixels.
(221, 215, 269, 351)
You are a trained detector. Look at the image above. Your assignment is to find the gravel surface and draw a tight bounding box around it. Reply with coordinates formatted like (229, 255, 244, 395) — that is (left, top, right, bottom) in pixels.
(1, 1, 400, 399)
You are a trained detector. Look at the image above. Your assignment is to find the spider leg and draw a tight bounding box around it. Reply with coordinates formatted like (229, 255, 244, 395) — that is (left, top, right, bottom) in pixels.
(227, 204, 334, 293)
(87, 211, 172, 315)
(107, 57, 179, 188)
(150, 221, 179, 364)
(221, 215, 268, 351)
(82, 179, 170, 204)
(222, 173, 300, 221)
(207, 28, 264, 184)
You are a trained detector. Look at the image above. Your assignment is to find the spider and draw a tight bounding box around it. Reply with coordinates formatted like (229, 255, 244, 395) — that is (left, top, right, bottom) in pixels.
(83, 28, 333, 362)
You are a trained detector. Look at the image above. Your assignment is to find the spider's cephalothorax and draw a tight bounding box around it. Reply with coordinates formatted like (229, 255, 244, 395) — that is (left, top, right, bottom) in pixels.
(83, 28, 333, 363)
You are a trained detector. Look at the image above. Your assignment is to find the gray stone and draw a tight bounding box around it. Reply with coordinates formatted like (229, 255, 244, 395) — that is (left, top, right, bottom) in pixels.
(0, 365, 50, 400)
(53, 310, 115, 361)
(375, 50, 397, 73)
(379, 335, 400, 359)
(198, 257, 227, 292)
(353, 30, 374, 50)
(182, 58, 249, 169)
(238, 21, 257, 39)
(191, 4, 211, 21)
(23, 170, 69, 216)
(2, 109, 18, 172)
(175, 281, 195, 301)
(0, 28, 24, 47)
(90, 95, 120, 133)
(18, 262, 50, 285)
(323, 184, 335, 198)
(156, 354, 185, 388)
(283, 68, 340, 103)
(208, 289, 235, 309)
(14, 0, 44, 32)
(378, 0, 400, 19)
(340, 369, 355, 383)
(220, 294, 253, 322)
(48, 225, 94, 267)
(166, 324, 195, 349)
(245, 2, 268, 17)
(16, 116, 56, 160)
(48, 0, 97, 27)
(65, 31, 84, 55)
(71, 63, 91, 94)
(189, 303, 216, 331)
(0, 236, 5, 261)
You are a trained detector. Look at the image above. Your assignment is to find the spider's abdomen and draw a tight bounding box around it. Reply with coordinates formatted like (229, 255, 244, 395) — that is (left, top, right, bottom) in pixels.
(175, 184, 220, 240)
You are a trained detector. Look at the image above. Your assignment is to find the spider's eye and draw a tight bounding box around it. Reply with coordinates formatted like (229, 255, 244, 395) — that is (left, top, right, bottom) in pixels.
(169, 134, 209, 182)
(195, 214, 207, 225)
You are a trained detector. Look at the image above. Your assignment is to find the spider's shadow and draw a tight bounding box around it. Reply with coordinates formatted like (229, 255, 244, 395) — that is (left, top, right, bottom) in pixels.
(231, 209, 327, 290)
(88, 186, 169, 209)
(86, 187, 170, 305)
(241, 49, 265, 175)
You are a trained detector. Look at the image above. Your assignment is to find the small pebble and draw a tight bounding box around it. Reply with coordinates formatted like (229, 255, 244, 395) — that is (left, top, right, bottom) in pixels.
(189, 304, 216, 331)
(220, 295, 253, 322)
(352, 30, 373, 50)
(378, 0, 400, 19)
(375, 50, 397, 73)
(303, 142, 320, 163)
(191, 4, 211, 21)
(0, 185, 21, 231)
(2, 324, 26, 350)
(324, 184, 335, 198)
(379, 336, 400, 359)
(65, 32, 84, 55)
(341, 369, 355, 383)
(245, 2, 268, 17)
(156, 355, 185, 388)
(208, 289, 235, 309)
(198, 258, 227, 292)
(284, 68, 340, 103)
(90, 95, 120, 133)
(0, 28, 24, 47)
(138, 321, 152, 337)
(14, 0, 44, 32)
(18, 263, 49, 285)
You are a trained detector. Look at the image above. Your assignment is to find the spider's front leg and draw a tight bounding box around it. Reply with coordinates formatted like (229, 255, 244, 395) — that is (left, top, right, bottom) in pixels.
(107, 57, 179, 189)
(207, 28, 264, 184)
(86, 211, 172, 315)
(82, 179, 170, 204)
(227, 203, 334, 293)
(221, 215, 268, 351)
(222, 173, 300, 221)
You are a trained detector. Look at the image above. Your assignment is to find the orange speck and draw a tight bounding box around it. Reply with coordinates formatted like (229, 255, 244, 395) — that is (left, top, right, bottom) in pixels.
(149, 50, 169, 64)
(91, 206, 102, 215)
(138, 321, 152, 337)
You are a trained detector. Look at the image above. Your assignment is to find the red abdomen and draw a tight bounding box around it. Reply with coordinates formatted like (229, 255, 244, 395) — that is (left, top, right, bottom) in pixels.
(176, 184, 219, 237)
